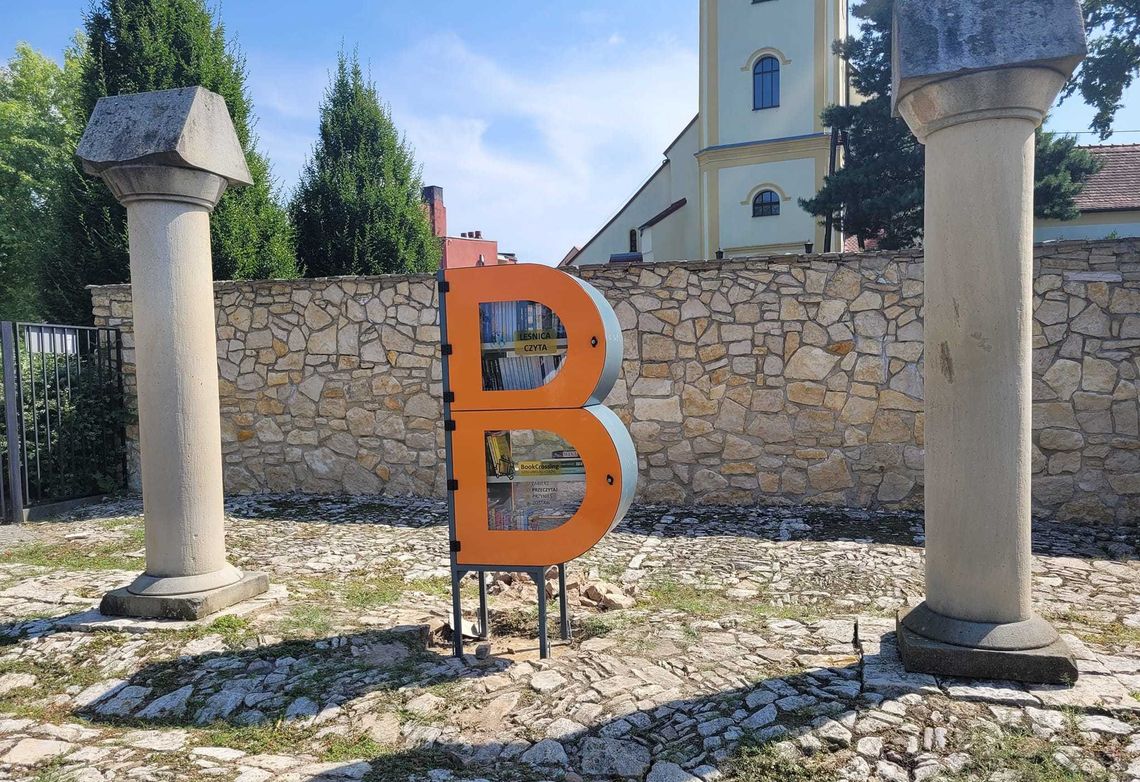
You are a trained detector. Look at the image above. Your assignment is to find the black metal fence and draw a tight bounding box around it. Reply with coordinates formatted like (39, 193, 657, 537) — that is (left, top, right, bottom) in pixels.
(0, 322, 128, 523)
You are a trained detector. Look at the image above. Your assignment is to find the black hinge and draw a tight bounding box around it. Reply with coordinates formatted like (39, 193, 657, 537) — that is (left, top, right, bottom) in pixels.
(441, 343, 453, 356)
(450, 540, 461, 553)
(438, 280, 450, 294)
(447, 479, 459, 492)
(444, 419, 456, 432)
(444, 391, 455, 403)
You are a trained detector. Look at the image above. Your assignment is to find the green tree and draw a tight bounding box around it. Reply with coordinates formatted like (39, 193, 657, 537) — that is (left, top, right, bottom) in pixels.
(291, 49, 440, 277)
(0, 41, 84, 319)
(802, 0, 1102, 249)
(1064, 0, 1140, 138)
(45, 0, 297, 324)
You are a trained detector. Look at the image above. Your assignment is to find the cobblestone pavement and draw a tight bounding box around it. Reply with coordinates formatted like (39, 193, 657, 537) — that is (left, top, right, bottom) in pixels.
(0, 496, 1137, 781)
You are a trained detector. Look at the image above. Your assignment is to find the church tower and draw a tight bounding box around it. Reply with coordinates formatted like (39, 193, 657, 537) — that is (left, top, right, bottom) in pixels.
(697, 0, 847, 257)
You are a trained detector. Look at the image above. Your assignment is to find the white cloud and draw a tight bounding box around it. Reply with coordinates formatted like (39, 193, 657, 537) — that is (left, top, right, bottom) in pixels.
(249, 31, 698, 264)
(390, 33, 697, 263)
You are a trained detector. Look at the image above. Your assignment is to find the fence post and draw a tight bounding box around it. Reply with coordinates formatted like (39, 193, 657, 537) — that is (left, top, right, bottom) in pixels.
(1, 322, 24, 524)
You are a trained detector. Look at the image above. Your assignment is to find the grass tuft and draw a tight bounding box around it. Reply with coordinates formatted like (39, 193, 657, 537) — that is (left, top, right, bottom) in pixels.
(321, 732, 387, 762)
(642, 581, 828, 624)
(945, 727, 1110, 782)
(725, 741, 830, 781)
(344, 576, 404, 610)
(1, 539, 139, 571)
(200, 721, 315, 755)
(275, 605, 335, 639)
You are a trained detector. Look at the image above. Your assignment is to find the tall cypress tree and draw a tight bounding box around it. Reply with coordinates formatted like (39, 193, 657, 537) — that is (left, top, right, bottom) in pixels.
(801, 0, 1101, 250)
(291, 50, 440, 277)
(44, 0, 297, 324)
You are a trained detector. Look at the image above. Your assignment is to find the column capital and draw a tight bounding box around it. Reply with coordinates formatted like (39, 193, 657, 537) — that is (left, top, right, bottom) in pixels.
(77, 85, 251, 205)
(101, 165, 229, 211)
(891, 0, 1086, 141)
(894, 66, 1070, 142)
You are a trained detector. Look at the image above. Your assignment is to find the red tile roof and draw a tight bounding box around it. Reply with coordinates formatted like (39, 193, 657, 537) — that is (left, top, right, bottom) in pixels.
(843, 234, 879, 253)
(1076, 144, 1140, 212)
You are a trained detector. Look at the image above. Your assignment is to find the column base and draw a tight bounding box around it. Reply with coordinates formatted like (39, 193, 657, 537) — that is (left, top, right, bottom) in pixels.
(101, 570, 269, 622)
(897, 603, 1078, 685)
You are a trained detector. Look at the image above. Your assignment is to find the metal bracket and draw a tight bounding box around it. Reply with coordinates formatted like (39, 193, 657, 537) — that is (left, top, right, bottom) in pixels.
(438, 279, 450, 294)
(441, 344, 453, 356)
(444, 419, 457, 432)
(450, 540, 461, 553)
(450, 563, 570, 660)
(447, 479, 459, 492)
(444, 391, 455, 404)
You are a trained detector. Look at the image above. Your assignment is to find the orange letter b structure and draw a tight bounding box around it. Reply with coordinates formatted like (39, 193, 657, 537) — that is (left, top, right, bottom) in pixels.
(438, 264, 637, 657)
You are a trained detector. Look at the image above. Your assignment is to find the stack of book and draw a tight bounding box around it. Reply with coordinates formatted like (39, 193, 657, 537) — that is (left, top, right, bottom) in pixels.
(485, 431, 513, 477)
(480, 300, 567, 391)
(484, 436, 585, 531)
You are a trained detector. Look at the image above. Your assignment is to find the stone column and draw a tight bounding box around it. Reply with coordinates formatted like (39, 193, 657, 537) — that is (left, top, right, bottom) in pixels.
(892, 0, 1086, 684)
(77, 87, 268, 620)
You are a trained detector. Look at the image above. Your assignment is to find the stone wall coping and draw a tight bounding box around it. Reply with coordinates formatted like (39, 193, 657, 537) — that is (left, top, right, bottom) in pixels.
(86, 238, 1137, 296)
(87, 272, 440, 294)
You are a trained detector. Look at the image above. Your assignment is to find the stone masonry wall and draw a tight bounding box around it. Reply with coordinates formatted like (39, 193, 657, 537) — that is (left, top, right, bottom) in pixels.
(90, 238, 1140, 522)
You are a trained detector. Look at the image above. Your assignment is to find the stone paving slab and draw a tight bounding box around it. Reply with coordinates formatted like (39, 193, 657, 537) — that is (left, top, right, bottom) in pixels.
(0, 495, 1136, 781)
(56, 584, 289, 634)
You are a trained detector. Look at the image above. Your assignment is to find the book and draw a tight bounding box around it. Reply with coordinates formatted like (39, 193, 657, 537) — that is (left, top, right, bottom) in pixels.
(479, 300, 567, 392)
(485, 431, 514, 477)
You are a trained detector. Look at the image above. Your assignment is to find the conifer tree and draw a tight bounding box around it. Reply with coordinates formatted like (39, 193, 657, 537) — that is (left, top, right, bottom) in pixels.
(802, 0, 1101, 250)
(291, 49, 440, 277)
(45, 0, 297, 324)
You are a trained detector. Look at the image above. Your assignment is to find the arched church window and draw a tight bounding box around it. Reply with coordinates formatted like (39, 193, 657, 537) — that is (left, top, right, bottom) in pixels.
(753, 190, 780, 217)
(629, 229, 638, 253)
(753, 56, 780, 110)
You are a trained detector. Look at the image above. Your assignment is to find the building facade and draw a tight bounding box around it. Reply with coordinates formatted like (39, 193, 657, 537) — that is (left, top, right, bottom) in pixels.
(1034, 144, 1140, 243)
(423, 185, 519, 269)
(569, 0, 848, 267)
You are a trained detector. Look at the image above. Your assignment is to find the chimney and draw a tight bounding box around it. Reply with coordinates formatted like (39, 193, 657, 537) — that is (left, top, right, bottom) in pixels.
(421, 185, 446, 238)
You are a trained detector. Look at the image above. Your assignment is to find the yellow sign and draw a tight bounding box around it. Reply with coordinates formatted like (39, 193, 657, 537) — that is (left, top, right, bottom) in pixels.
(514, 329, 558, 355)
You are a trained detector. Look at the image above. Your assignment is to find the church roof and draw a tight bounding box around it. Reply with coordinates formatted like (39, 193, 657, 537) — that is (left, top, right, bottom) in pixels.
(1076, 144, 1140, 213)
(564, 115, 699, 267)
(640, 199, 688, 231)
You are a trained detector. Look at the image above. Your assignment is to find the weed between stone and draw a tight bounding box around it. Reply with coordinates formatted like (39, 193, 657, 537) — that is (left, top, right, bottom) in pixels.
(943, 726, 1112, 782)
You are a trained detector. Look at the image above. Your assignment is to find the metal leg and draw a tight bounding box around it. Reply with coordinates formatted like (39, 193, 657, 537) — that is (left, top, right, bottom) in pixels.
(558, 563, 571, 641)
(451, 567, 464, 659)
(536, 570, 549, 659)
(477, 570, 489, 640)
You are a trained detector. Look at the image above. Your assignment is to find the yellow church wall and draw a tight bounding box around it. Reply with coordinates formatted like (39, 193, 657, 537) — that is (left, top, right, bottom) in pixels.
(1035, 209, 1140, 242)
(714, 0, 818, 146)
(717, 158, 819, 253)
(580, 0, 849, 265)
(697, 134, 832, 256)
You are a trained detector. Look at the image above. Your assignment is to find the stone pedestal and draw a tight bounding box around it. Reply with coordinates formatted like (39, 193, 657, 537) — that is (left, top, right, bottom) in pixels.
(891, 1, 1087, 684)
(77, 87, 268, 620)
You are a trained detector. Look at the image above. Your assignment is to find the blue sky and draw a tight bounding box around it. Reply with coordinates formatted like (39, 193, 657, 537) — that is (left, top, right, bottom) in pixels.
(4, 2, 1138, 264)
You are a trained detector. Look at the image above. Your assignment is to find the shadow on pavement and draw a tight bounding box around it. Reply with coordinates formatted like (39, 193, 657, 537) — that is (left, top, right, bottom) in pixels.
(74, 620, 868, 782)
